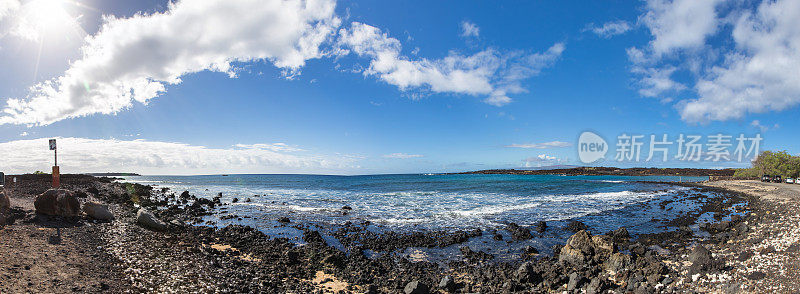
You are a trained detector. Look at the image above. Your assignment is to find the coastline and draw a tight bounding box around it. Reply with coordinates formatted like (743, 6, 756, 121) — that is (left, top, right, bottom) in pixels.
(1, 175, 796, 293)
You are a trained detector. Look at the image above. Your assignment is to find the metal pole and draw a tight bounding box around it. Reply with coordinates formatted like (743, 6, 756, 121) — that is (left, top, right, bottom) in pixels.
(55, 148, 57, 167)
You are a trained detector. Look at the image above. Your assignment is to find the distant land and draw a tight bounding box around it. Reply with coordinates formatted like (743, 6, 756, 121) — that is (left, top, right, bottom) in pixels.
(84, 173, 141, 177)
(455, 166, 737, 177)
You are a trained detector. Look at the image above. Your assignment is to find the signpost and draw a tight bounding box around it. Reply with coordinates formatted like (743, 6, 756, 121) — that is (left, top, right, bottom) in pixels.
(0, 172, 5, 187)
(50, 139, 59, 188)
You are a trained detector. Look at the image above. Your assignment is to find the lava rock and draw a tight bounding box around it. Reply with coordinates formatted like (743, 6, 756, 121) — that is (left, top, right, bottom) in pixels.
(608, 227, 630, 242)
(404, 280, 429, 294)
(277, 217, 290, 223)
(136, 208, 167, 231)
(688, 245, 719, 274)
(180, 191, 191, 199)
(566, 220, 588, 232)
(232, 198, 239, 203)
(83, 202, 114, 221)
(559, 230, 594, 266)
(438, 275, 456, 292)
(0, 192, 9, 226)
(34, 189, 81, 217)
(534, 221, 547, 233)
(507, 222, 532, 240)
(603, 252, 632, 275)
(341, 205, 352, 210)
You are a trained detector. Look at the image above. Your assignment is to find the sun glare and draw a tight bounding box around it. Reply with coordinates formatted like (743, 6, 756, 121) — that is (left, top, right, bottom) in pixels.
(22, 0, 72, 37)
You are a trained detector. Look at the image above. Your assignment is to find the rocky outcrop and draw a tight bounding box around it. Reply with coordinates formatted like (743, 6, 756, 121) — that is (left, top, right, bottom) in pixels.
(83, 202, 114, 221)
(403, 280, 429, 294)
(137, 208, 167, 231)
(688, 245, 720, 274)
(34, 189, 80, 217)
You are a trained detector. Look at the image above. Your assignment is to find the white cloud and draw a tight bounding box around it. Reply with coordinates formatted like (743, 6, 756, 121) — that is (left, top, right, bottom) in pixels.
(642, 0, 722, 56)
(680, 0, 800, 122)
(0, 137, 357, 175)
(522, 154, 562, 167)
(382, 153, 423, 159)
(505, 141, 571, 149)
(631, 0, 800, 123)
(750, 120, 769, 133)
(0, 0, 341, 125)
(590, 21, 632, 38)
(338, 22, 564, 107)
(631, 65, 685, 97)
(460, 21, 479, 38)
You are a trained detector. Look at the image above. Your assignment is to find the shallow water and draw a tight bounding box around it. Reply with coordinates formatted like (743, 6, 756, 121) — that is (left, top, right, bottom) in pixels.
(122, 174, 706, 230)
(118, 174, 729, 261)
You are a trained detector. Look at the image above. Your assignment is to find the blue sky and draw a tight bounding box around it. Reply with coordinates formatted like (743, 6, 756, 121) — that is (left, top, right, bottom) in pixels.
(0, 0, 798, 175)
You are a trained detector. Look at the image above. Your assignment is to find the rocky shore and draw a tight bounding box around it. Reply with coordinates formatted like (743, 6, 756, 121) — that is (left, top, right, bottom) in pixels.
(1, 175, 794, 293)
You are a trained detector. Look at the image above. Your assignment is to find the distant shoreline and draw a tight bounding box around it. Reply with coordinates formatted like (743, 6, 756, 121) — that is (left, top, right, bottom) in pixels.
(453, 166, 736, 177)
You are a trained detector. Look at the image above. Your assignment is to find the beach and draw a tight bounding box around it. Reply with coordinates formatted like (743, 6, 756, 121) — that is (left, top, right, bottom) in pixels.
(1, 175, 798, 293)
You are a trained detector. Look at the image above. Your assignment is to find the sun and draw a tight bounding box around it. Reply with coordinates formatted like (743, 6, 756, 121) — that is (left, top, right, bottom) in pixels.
(20, 0, 73, 39)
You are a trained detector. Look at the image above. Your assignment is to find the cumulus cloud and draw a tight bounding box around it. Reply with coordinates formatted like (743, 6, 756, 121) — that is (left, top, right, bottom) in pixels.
(0, 137, 356, 174)
(505, 141, 571, 149)
(0, 0, 340, 125)
(589, 21, 632, 38)
(382, 153, 423, 159)
(338, 22, 564, 106)
(630, 0, 800, 123)
(641, 0, 722, 56)
(1, 0, 566, 125)
(680, 0, 800, 122)
(460, 21, 479, 38)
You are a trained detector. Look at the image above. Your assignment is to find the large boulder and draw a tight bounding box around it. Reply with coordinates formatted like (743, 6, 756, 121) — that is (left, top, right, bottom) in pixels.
(34, 189, 81, 217)
(83, 202, 114, 221)
(136, 208, 167, 231)
(559, 230, 594, 266)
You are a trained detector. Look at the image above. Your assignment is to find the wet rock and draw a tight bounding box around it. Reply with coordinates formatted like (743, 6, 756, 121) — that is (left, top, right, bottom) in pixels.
(136, 208, 167, 231)
(245, 198, 252, 203)
(180, 191, 191, 199)
(492, 232, 503, 241)
(506, 222, 532, 240)
(404, 280, 429, 294)
(688, 245, 719, 274)
(232, 198, 239, 203)
(534, 221, 547, 233)
(342, 205, 352, 210)
(608, 227, 630, 242)
(303, 230, 325, 244)
(522, 245, 539, 255)
(460, 246, 494, 261)
(34, 189, 81, 217)
(277, 217, 290, 223)
(566, 220, 588, 232)
(438, 275, 455, 292)
(83, 202, 114, 221)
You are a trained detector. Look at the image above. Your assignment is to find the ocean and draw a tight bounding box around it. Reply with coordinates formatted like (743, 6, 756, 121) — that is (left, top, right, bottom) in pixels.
(120, 174, 712, 259)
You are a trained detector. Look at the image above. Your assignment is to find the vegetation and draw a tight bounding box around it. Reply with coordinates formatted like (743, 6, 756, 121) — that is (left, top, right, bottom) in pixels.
(734, 151, 800, 178)
(32, 171, 47, 175)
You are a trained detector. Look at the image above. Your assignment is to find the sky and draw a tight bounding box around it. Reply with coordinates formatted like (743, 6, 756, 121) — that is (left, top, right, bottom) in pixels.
(0, 0, 798, 175)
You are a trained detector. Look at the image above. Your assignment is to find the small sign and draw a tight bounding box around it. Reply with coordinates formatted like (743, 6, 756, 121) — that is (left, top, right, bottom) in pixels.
(49, 139, 57, 150)
(0, 172, 4, 186)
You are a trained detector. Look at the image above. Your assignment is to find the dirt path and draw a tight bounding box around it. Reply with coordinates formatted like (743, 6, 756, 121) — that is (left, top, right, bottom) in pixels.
(0, 183, 131, 293)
